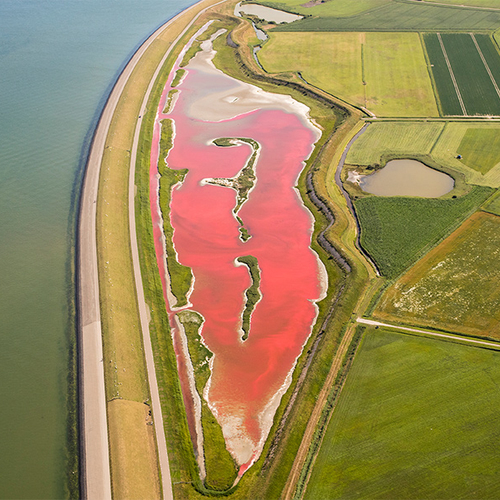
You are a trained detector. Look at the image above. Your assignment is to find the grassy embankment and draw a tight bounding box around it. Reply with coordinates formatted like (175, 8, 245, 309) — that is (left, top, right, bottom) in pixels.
(259, 31, 438, 117)
(305, 327, 500, 500)
(95, 0, 228, 496)
(135, 8, 383, 498)
(374, 211, 500, 338)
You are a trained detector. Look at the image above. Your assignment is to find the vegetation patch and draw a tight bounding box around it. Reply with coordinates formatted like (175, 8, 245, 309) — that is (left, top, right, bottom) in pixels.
(158, 119, 193, 308)
(236, 255, 261, 341)
(162, 89, 178, 114)
(305, 328, 500, 500)
(259, 32, 438, 117)
(374, 211, 500, 338)
(171, 68, 186, 87)
(354, 185, 493, 279)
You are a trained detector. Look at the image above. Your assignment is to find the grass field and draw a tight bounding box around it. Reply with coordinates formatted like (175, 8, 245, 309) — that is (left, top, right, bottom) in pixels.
(305, 328, 500, 500)
(272, 1, 500, 31)
(424, 33, 500, 116)
(346, 122, 443, 166)
(353, 186, 493, 279)
(374, 211, 500, 338)
(257, 0, 390, 18)
(482, 188, 500, 214)
(259, 32, 438, 117)
(458, 127, 500, 173)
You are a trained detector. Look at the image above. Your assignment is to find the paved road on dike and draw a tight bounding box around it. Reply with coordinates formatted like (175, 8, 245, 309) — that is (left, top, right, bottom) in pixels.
(78, 1, 224, 498)
(357, 318, 500, 350)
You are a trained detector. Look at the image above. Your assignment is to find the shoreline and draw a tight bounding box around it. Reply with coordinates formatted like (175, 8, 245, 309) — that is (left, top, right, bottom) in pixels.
(77, 0, 227, 497)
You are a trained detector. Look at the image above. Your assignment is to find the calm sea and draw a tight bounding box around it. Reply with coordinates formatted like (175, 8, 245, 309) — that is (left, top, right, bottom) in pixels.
(0, 0, 194, 497)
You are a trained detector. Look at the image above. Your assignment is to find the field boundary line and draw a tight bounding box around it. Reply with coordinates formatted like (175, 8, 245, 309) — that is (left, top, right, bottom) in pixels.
(470, 33, 500, 101)
(357, 318, 500, 350)
(437, 33, 467, 116)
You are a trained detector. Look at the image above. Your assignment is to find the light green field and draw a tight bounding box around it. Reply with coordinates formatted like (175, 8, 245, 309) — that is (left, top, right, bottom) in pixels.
(346, 122, 443, 166)
(305, 328, 500, 500)
(259, 32, 439, 117)
(375, 211, 500, 338)
(432, 122, 500, 187)
(422, 0, 500, 6)
(258, 0, 390, 17)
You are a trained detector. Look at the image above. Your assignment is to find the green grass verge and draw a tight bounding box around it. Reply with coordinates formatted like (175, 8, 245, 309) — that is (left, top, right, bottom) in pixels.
(305, 327, 500, 500)
(353, 185, 493, 279)
(158, 119, 193, 308)
(271, 0, 500, 31)
(177, 311, 239, 491)
(375, 211, 500, 338)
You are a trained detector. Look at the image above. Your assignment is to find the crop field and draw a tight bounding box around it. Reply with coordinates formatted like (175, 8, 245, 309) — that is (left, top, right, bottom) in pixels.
(482, 189, 500, 215)
(458, 127, 500, 174)
(353, 186, 493, 279)
(374, 211, 500, 337)
(272, 1, 500, 31)
(258, 0, 390, 18)
(424, 33, 500, 116)
(305, 328, 500, 500)
(346, 122, 443, 166)
(259, 32, 438, 117)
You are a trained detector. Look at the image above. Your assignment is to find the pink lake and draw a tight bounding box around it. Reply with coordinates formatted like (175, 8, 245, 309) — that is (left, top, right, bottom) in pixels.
(149, 31, 325, 474)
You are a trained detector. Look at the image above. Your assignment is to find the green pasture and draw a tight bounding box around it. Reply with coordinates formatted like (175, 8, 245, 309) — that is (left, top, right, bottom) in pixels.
(346, 122, 443, 165)
(375, 211, 500, 338)
(458, 128, 500, 173)
(482, 188, 500, 215)
(259, 32, 438, 117)
(429, 0, 500, 6)
(354, 185, 493, 279)
(257, 0, 390, 18)
(271, 1, 500, 31)
(305, 328, 500, 500)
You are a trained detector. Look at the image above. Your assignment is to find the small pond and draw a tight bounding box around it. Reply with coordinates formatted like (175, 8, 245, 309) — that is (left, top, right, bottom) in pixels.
(235, 2, 303, 23)
(359, 159, 454, 197)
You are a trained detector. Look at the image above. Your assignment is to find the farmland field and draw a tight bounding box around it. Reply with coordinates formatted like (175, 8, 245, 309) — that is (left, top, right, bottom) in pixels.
(259, 32, 438, 117)
(353, 186, 493, 279)
(457, 127, 500, 173)
(374, 211, 500, 337)
(345, 122, 443, 166)
(305, 328, 500, 500)
(424, 33, 500, 116)
(272, 1, 500, 31)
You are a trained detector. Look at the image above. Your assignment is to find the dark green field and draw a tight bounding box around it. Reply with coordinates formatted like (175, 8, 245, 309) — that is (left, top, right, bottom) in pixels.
(272, 2, 500, 32)
(425, 33, 500, 116)
(423, 34, 464, 115)
(305, 328, 500, 500)
(354, 186, 493, 279)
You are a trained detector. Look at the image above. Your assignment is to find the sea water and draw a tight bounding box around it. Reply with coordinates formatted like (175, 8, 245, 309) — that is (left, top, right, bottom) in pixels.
(0, 0, 194, 497)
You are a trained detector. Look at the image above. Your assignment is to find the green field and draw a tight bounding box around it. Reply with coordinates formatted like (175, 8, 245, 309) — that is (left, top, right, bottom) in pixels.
(259, 32, 438, 117)
(271, 1, 500, 31)
(425, 33, 500, 116)
(305, 328, 500, 500)
(458, 127, 500, 173)
(346, 122, 443, 166)
(354, 186, 493, 279)
(374, 211, 500, 338)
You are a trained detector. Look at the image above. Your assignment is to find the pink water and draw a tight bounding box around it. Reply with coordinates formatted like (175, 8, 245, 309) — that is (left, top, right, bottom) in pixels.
(149, 43, 324, 473)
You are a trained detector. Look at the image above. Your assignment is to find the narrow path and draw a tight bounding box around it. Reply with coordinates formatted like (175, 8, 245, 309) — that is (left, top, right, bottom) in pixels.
(436, 33, 467, 116)
(78, 1, 224, 498)
(357, 318, 500, 350)
(470, 33, 500, 101)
